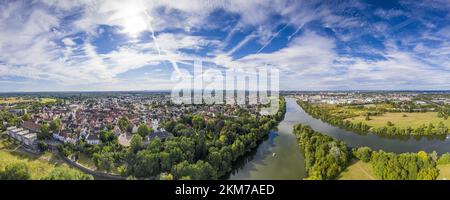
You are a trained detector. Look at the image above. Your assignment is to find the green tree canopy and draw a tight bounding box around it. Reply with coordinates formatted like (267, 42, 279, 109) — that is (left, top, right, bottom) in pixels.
(0, 162, 31, 180)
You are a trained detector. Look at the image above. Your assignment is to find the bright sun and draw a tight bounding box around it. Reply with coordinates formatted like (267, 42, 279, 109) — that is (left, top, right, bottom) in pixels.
(110, 2, 149, 37)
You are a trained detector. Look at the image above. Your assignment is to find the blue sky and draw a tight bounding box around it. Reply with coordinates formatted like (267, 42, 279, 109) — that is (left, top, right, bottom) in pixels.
(0, 0, 450, 92)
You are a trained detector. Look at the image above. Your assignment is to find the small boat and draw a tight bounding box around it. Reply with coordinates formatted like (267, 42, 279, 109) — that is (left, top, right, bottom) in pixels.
(272, 153, 276, 157)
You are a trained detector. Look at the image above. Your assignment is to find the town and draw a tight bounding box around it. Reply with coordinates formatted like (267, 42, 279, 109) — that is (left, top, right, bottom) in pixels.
(1, 93, 265, 150)
(0, 92, 285, 180)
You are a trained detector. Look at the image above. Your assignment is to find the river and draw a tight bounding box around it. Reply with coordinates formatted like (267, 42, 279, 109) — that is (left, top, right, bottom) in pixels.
(228, 97, 450, 180)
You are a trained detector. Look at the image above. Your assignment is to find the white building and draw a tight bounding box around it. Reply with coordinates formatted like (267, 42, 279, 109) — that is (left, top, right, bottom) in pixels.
(23, 133, 37, 146)
(7, 127, 23, 138)
(85, 133, 100, 145)
(16, 130, 30, 142)
(6, 126, 37, 147)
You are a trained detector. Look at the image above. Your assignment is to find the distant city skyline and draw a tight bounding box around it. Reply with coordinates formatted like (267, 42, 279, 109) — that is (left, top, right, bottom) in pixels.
(1, 0, 450, 92)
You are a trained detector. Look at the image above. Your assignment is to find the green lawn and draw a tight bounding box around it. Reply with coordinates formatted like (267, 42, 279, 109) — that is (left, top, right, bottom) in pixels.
(337, 160, 376, 180)
(437, 164, 450, 180)
(349, 112, 450, 129)
(76, 153, 97, 170)
(0, 138, 75, 179)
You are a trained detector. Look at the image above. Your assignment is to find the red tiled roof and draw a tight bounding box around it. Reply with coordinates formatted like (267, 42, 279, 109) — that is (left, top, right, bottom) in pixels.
(22, 121, 41, 133)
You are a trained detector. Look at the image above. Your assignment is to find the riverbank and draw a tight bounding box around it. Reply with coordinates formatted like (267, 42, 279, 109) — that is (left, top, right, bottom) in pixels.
(229, 98, 305, 179)
(298, 100, 450, 137)
(231, 97, 450, 180)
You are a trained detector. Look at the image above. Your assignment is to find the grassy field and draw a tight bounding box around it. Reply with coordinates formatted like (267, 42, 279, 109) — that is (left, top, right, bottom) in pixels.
(0, 97, 57, 105)
(39, 98, 57, 104)
(0, 138, 75, 179)
(349, 112, 450, 128)
(0, 97, 33, 104)
(337, 160, 376, 180)
(437, 164, 450, 180)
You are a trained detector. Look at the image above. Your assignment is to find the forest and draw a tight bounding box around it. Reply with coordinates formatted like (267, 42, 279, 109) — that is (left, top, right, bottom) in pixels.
(352, 147, 440, 180)
(294, 124, 442, 180)
(293, 124, 349, 180)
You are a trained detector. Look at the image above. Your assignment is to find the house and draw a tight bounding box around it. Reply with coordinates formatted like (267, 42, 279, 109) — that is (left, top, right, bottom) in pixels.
(9, 109, 25, 115)
(150, 119, 160, 130)
(85, 133, 100, 145)
(147, 131, 173, 141)
(132, 125, 138, 134)
(23, 133, 37, 146)
(58, 130, 78, 144)
(118, 133, 132, 147)
(16, 130, 30, 142)
(7, 127, 22, 138)
(6, 126, 37, 147)
(22, 121, 41, 133)
(113, 125, 122, 136)
(52, 131, 65, 142)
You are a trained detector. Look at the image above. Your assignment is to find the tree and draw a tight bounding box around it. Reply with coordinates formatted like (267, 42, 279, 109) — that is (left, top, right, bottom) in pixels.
(162, 120, 176, 133)
(231, 138, 245, 161)
(0, 162, 31, 180)
(436, 122, 448, 135)
(37, 141, 48, 152)
(22, 113, 31, 121)
(93, 152, 114, 172)
(371, 150, 438, 180)
(293, 124, 349, 180)
(49, 118, 62, 132)
(42, 167, 93, 180)
(365, 113, 370, 121)
(99, 131, 116, 143)
(438, 153, 450, 164)
(147, 138, 162, 153)
(192, 115, 205, 130)
(133, 150, 160, 177)
(130, 134, 143, 153)
(417, 168, 439, 180)
(119, 117, 130, 132)
(159, 173, 174, 180)
(38, 124, 51, 140)
(352, 147, 372, 162)
(137, 123, 153, 137)
(386, 121, 394, 127)
(171, 160, 217, 180)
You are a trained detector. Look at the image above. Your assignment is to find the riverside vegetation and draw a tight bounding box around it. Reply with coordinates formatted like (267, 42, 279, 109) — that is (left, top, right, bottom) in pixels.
(293, 124, 444, 180)
(298, 101, 450, 136)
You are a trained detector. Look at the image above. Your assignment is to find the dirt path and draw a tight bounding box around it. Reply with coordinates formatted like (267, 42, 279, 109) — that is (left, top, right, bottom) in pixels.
(356, 162, 375, 180)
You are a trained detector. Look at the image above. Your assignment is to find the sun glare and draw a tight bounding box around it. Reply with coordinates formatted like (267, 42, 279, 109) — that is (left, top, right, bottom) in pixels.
(111, 2, 149, 37)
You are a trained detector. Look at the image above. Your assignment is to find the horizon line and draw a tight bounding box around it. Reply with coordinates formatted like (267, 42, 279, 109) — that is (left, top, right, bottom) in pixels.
(1, 89, 450, 94)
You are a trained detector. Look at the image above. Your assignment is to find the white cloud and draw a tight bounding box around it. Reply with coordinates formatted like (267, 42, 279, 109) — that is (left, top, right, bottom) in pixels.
(62, 38, 76, 46)
(0, 0, 449, 91)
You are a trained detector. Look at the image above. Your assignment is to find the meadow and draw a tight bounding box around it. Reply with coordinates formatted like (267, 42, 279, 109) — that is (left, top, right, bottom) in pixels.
(437, 164, 450, 180)
(337, 160, 376, 180)
(0, 97, 57, 105)
(349, 112, 450, 129)
(0, 137, 74, 179)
